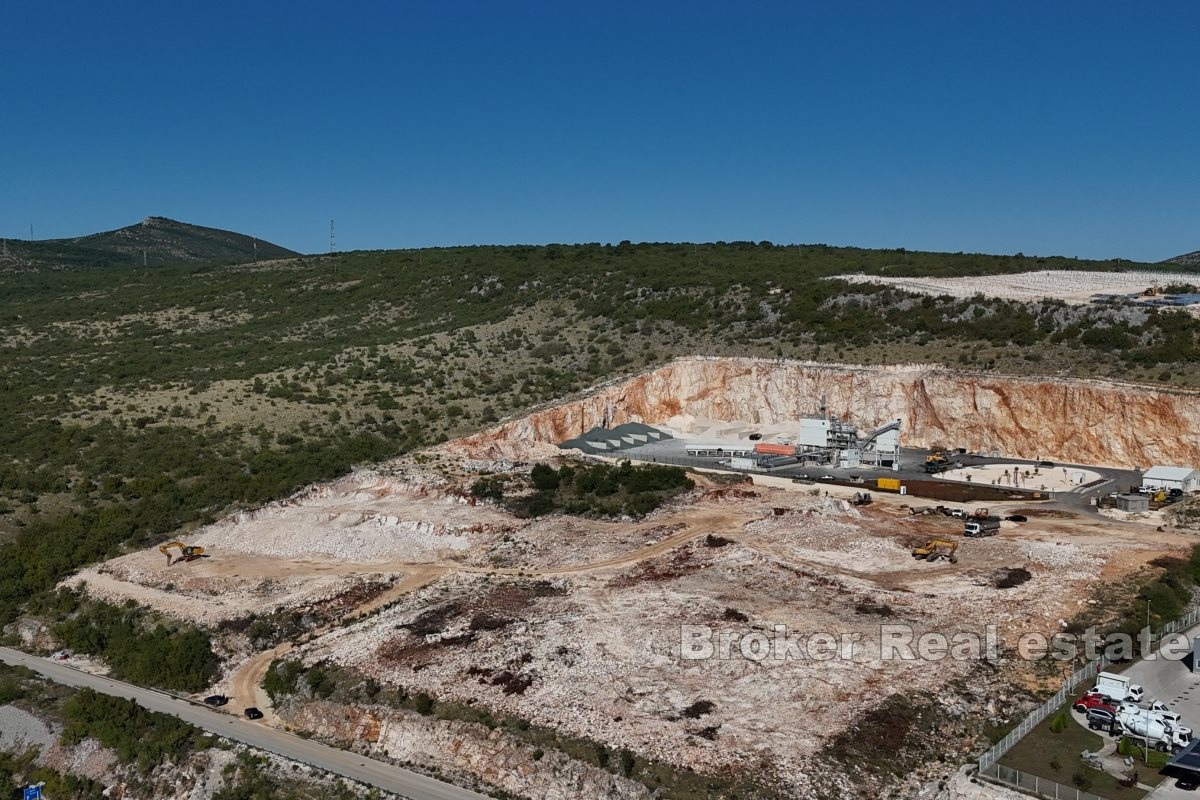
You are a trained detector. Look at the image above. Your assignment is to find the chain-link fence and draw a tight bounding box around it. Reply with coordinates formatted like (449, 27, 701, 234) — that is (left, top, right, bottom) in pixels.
(978, 762, 1107, 800)
(978, 605, 1200, 772)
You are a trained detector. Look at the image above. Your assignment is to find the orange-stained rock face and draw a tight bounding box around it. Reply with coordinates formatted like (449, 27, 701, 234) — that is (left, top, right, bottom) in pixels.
(445, 357, 1200, 469)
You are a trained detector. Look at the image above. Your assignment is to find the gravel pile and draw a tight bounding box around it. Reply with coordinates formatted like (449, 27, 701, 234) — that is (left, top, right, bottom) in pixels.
(0, 705, 55, 751)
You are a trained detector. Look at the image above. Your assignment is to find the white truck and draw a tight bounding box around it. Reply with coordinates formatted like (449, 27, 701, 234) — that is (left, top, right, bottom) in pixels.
(1095, 671, 1144, 702)
(963, 516, 1000, 537)
(1120, 700, 1186, 730)
(1118, 708, 1191, 753)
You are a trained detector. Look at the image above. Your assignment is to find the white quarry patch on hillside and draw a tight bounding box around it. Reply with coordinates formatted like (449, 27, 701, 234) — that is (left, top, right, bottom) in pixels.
(836, 269, 1200, 305)
(191, 468, 503, 563)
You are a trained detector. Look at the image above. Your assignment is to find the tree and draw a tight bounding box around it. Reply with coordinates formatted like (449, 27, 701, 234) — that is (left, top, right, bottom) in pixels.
(530, 464, 560, 492)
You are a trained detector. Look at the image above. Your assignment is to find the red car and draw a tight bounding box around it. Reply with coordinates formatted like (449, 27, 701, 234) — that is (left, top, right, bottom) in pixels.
(1074, 693, 1117, 713)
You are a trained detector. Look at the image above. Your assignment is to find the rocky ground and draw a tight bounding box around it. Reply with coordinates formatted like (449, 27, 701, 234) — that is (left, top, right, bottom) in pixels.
(444, 356, 1200, 468)
(51, 358, 1200, 799)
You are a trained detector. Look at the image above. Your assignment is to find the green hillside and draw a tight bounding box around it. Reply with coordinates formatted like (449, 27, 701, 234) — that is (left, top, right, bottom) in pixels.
(1, 216, 297, 269)
(0, 240, 1198, 628)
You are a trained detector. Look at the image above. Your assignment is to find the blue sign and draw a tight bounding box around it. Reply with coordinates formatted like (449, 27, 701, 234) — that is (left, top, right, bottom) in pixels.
(24, 786, 42, 800)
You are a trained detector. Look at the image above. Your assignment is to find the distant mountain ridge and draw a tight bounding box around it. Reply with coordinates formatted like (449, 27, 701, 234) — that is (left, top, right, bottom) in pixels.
(1166, 250, 1200, 266)
(1, 216, 297, 268)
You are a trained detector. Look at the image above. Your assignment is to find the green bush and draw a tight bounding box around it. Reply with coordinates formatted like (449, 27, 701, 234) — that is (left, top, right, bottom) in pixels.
(61, 689, 209, 773)
(53, 595, 218, 692)
(473, 461, 693, 519)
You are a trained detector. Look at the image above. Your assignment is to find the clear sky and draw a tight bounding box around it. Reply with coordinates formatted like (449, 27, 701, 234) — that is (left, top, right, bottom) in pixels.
(2, 1, 1197, 260)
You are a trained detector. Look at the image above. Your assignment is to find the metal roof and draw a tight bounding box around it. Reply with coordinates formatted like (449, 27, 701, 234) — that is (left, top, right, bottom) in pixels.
(558, 423, 671, 455)
(1168, 738, 1200, 773)
(1144, 466, 1200, 481)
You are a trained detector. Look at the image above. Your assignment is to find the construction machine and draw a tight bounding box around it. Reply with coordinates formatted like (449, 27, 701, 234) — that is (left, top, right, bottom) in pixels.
(911, 539, 959, 563)
(924, 451, 949, 474)
(851, 491, 873, 506)
(159, 541, 205, 565)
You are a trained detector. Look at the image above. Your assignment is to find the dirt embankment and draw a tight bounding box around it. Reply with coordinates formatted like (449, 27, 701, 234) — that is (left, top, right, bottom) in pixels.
(445, 357, 1200, 468)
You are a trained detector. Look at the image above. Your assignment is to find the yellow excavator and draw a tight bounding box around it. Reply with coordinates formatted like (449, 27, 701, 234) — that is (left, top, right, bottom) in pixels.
(159, 541, 205, 566)
(911, 539, 959, 564)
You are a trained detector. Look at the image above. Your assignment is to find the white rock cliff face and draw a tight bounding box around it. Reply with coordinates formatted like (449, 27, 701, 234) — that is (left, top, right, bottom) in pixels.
(448, 357, 1200, 469)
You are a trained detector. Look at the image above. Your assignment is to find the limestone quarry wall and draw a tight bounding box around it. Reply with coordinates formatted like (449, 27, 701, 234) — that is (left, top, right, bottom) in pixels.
(447, 357, 1200, 469)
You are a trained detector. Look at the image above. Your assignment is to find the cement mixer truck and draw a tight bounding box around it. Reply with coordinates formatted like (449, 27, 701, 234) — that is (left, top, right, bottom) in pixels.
(1118, 707, 1191, 753)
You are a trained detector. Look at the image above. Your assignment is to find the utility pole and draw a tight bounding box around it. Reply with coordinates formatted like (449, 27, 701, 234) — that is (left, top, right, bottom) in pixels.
(330, 219, 336, 253)
(253, 239, 258, 262)
(30, 224, 34, 241)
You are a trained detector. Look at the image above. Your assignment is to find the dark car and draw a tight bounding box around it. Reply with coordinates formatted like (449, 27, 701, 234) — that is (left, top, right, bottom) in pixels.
(748, 433, 763, 441)
(203, 694, 228, 706)
(1086, 707, 1116, 730)
(1005, 514, 1028, 523)
(1176, 776, 1199, 791)
(1039, 460, 1055, 467)
(244, 707, 264, 720)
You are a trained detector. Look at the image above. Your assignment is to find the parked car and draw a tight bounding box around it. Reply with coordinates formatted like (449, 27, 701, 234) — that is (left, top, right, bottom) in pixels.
(1075, 694, 1117, 713)
(1176, 776, 1199, 791)
(203, 694, 228, 706)
(949, 508, 967, 518)
(1039, 460, 1055, 467)
(1005, 514, 1028, 522)
(1086, 707, 1117, 729)
(818, 475, 835, 481)
(244, 707, 264, 720)
(748, 433, 762, 440)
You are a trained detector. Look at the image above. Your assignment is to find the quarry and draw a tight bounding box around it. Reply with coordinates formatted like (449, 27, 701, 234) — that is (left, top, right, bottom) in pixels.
(837, 270, 1200, 311)
(53, 357, 1200, 799)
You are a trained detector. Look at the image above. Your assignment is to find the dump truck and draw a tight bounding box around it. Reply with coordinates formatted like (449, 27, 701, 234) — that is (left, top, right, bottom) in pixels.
(911, 539, 958, 563)
(963, 516, 1001, 537)
(159, 541, 205, 565)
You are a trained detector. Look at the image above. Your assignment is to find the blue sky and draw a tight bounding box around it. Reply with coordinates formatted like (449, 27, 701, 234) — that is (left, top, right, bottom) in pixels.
(2, 1, 1197, 260)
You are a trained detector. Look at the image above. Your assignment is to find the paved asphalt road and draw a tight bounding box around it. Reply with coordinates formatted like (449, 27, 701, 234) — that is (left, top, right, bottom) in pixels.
(0, 647, 491, 800)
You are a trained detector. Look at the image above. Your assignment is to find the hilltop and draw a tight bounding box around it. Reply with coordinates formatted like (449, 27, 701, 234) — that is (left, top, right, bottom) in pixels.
(1, 216, 297, 269)
(1167, 249, 1200, 266)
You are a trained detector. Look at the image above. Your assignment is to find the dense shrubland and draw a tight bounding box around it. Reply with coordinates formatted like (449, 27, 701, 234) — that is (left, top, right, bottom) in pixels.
(471, 461, 694, 518)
